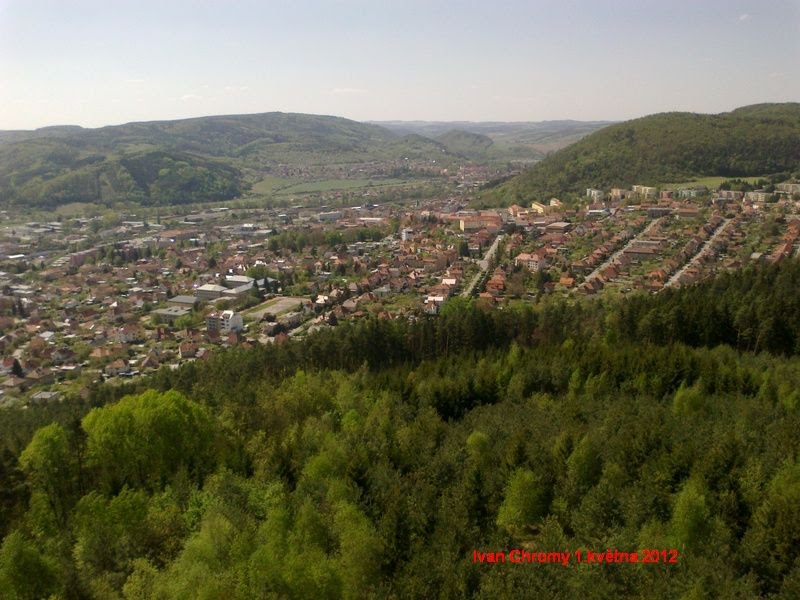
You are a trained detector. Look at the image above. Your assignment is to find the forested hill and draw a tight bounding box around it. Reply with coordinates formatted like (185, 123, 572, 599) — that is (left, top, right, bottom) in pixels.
(0, 112, 398, 209)
(489, 102, 800, 204)
(2, 261, 800, 597)
(0, 114, 611, 209)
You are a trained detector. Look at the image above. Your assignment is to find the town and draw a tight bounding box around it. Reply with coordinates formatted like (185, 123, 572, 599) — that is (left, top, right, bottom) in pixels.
(1, 178, 799, 407)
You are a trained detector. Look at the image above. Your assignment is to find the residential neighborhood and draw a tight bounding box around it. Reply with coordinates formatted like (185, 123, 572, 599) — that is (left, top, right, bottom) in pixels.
(1, 177, 800, 407)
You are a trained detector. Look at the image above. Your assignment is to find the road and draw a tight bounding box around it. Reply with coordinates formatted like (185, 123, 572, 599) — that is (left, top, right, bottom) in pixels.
(461, 233, 505, 297)
(664, 218, 731, 288)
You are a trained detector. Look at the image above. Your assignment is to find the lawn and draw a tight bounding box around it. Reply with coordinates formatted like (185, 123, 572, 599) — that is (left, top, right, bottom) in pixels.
(664, 176, 765, 190)
(251, 176, 297, 194)
(275, 178, 408, 195)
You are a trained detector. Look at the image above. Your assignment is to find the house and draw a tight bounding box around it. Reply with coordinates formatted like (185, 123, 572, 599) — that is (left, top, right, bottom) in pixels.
(545, 222, 572, 233)
(342, 298, 359, 313)
(515, 251, 548, 272)
(51, 347, 76, 365)
(167, 295, 198, 309)
(485, 273, 506, 294)
(3, 376, 29, 392)
(104, 359, 129, 377)
(25, 368, 55, 386)
(1, 356, 21, 376)
(30, 391, 60, 404)
(508, 204, 528, 218)
(179, 341, 199, 360)
(196, 284, 227, 300)
(224, 275, 255, 289)
(152, 306, 191, 324)
(776, 182, 800, 195)
(222, 283, 254, 298)
(559, 274, 576, 288)
(114, 324, 144, 344)
(586, 188, 605, 202)
(424, 296, 445, 314)
(140, 350, 161, 370)
(581, 278, 604, 295)
(206, 310, 243, 334)
(675, 207, 700, 220)
(632, 185, 657, 199)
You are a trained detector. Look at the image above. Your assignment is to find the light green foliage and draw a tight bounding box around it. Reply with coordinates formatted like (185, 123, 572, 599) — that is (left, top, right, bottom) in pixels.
(122, 558, 158, 600)
(0, 531, 62, 600)
(333, 501, 384, 599)
(742, 461, 800, 588)
(73, 488, 150, 591)
(496, 468, 549, 533)
(82, 389, 215, 492)
(672, 380, 707, 415)
(566, 434, 603, 492)
(466, 430, 490, 463)
(670, 479, 711, 551)
(18, 423, 75, 526)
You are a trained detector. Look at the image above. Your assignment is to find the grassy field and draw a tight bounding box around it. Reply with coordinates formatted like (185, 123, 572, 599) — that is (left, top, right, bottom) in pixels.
(275, 178, 409, 195)
(243, 296, 308, 321)
(251, 176, 296, 194)
(252, 176, 412, 197)
(664, 176, 765, 190)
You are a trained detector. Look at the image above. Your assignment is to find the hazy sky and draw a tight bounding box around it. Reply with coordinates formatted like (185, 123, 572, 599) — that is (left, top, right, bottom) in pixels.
(1, 0, 798, 129)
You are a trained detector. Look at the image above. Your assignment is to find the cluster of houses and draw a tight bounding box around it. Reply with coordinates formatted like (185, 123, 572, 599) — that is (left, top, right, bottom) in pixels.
(0, 200, 505, 404)
(499, 178, 800, 297)
(4, 175, 800, 406)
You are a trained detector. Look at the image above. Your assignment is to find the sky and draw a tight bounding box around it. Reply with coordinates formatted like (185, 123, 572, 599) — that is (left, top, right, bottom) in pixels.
(0, 0, 798, 129)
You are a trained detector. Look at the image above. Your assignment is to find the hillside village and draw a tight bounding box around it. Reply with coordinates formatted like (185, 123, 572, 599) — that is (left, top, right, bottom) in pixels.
(1, 179, 800, 407)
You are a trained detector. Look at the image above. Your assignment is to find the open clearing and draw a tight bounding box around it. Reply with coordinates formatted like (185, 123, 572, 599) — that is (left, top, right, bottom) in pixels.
(252, 177, 410, 197)
(664, 175, 765, 190)
(244, 296, 307, 321)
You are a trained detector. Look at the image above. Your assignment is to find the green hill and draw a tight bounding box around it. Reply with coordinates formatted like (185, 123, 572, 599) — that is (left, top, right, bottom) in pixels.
(435, 130, 494, 159)
(489, 103, 800, 204)
(0, 113, 615, 209)
(0, 142, 245, 208)
(0, 113, 400, 209)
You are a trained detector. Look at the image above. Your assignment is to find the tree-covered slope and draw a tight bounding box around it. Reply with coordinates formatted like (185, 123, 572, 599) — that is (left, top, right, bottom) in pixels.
(0, 143, 245, 208)
(490, 103, 800, 204)
(435, 130, 494, 159)
(0, 113, 399, 208)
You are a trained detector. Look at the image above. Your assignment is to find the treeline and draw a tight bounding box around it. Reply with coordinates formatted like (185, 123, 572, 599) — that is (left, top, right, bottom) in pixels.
(2, 262, 800, 597)
(612, 260, 800, 355)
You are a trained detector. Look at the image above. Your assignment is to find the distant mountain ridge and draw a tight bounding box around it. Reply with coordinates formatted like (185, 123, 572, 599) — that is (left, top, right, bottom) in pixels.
(374, 119, 611, 160)
(489, 103, 800, 204)
(372, 119, 612, 137)
(0, 112, 399, 208)
(0, 112, 609, 209)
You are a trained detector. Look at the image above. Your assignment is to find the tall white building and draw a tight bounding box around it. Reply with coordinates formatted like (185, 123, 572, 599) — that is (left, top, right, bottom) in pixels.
(207, 310, 244, 333)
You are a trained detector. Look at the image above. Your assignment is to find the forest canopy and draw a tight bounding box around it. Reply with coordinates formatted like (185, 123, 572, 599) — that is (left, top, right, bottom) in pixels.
(2, 260, 800, 597)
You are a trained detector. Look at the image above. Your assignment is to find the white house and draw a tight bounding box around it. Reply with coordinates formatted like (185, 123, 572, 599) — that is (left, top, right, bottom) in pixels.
(207, 310, 243, 334)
